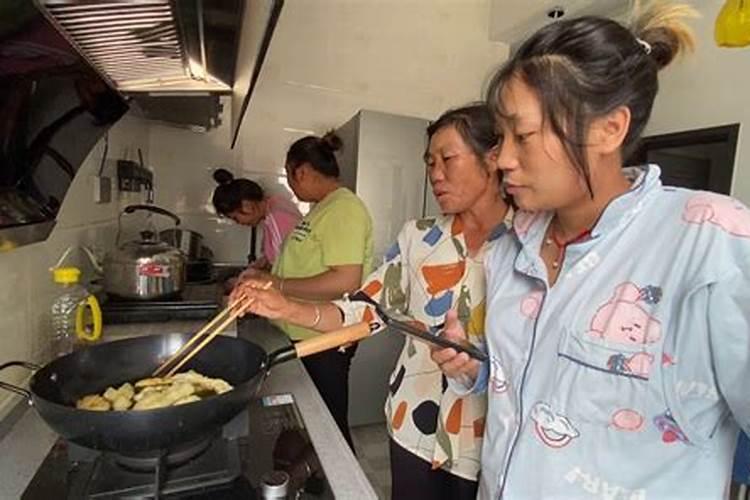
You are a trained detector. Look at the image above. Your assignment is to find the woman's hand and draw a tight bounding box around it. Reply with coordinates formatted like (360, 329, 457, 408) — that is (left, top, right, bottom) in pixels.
(230, 278, 290, 319)
(237, 267, 275, 285)
(430, 310, 480, 382)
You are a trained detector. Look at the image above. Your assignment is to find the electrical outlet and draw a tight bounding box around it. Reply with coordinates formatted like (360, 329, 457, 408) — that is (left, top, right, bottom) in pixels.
(93, 175, 112, 203)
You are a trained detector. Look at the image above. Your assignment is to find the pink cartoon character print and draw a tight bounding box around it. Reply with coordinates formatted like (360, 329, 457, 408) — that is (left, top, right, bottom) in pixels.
(530, 402, 579, 448)
(490, 357, 509, 394)
(588, 283, 662, 378)
(683, 193, 750, 238)
(653, 410, 689, 444)
(520, 291, 543, 319)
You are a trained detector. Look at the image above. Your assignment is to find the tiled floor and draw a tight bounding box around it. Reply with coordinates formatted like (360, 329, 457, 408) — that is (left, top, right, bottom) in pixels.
(351, 424, 391, 499)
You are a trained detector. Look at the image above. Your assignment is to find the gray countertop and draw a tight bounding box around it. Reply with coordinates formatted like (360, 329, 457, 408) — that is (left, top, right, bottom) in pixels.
(0, 317, 377, 500)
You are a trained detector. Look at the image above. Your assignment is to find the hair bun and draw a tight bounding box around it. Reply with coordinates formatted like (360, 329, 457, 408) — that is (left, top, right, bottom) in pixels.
(320, 130, 343, 153)
(631, 1, 698, 71)
(213, 168, 234, 185)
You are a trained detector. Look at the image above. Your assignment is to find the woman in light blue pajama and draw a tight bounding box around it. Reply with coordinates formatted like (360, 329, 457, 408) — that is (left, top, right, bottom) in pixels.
(432, 2, 750, 499)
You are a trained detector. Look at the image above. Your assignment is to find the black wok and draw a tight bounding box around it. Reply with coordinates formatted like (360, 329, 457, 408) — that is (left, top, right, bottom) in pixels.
(0, 322, 371, 457)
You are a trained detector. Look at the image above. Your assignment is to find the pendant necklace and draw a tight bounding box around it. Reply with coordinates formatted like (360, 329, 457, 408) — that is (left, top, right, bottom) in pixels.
(544, 221, 591, 269)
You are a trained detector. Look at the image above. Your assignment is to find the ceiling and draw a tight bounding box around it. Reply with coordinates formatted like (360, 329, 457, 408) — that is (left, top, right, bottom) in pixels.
(489, 0, 630, 45)
(232, 0, 508, 177)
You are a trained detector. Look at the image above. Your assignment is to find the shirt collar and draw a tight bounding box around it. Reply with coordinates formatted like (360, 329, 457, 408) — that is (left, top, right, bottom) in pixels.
(511, 164, 662, 248)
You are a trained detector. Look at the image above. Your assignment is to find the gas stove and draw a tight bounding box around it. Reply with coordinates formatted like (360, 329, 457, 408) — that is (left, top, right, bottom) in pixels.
(21, 394, 332, 499)
(101, 282, 222, 325)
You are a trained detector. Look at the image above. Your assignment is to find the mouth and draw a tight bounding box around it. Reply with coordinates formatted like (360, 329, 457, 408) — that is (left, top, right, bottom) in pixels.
(503, 184, 525, 195)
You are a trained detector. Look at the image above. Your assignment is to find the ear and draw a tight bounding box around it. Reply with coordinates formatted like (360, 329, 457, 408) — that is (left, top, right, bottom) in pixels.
(590, 105, 631, 155)
(484, 145, 501, 172)
(293, 164, 308, 183)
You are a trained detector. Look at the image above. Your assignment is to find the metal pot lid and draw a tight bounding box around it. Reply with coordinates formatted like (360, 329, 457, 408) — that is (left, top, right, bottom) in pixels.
(111, 232, 184, 261)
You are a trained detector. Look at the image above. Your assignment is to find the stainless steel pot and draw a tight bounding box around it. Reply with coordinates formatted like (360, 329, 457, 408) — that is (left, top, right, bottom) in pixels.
(103, 205, 186, 300)
(158, 228, 204, 261)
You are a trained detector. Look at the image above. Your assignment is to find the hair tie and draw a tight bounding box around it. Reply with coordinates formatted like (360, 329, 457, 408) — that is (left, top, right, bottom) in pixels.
(636, 38, 652, 55)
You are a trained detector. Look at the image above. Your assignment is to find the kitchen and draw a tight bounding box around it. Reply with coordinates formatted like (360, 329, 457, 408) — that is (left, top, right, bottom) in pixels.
(1, 0, 750, 499)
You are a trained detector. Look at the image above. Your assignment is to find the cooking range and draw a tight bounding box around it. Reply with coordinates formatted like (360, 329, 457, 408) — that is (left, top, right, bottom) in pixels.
(100, 281, 221, 325)
(21, 393, 332, 499)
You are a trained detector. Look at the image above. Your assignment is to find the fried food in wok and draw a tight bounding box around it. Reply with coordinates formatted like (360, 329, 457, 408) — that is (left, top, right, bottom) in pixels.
(75, 370, 233, 412)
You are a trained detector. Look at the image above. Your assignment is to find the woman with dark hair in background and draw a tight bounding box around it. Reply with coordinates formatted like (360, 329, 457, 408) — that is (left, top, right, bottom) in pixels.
(212, 168, 301, 270)
(238, 130, 374, 451)
(433, 3, 750, 499)
(234, 105, 512, 499)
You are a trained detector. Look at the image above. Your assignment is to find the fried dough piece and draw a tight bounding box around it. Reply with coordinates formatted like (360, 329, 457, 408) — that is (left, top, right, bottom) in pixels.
(134, 377, 168, 388)
(103, 382, 135, 403)
(171, 370, 232, 394)
(112, 395, 133, 411)
(174, 395, 201, 406)
(133, 385, 164, 402)
(132, 382, 195, 411)
(76, 394, 111, 411)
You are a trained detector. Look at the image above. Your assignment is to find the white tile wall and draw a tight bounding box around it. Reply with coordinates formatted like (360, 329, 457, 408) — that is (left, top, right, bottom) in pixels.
(0, 114, 150, 420)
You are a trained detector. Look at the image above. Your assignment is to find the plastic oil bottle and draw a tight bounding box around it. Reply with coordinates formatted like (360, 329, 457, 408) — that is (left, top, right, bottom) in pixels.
(50, 267, 102, 358)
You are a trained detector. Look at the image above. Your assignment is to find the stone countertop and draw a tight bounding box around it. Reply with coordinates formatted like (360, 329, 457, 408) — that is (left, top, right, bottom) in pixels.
(0, 317, 377, 500)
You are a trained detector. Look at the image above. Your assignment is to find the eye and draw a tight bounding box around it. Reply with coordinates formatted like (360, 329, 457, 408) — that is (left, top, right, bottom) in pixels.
(516, 132, 535, 144)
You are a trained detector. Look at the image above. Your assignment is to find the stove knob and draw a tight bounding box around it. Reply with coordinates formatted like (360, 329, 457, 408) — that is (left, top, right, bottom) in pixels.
(261, 470, 290, 499)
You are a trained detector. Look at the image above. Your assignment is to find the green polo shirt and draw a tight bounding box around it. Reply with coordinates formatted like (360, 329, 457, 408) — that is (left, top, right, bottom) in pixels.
(272, 187, 373, 340)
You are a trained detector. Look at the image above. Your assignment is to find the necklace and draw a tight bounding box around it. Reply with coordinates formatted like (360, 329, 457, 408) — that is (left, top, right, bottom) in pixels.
(544, 221, 591, 269)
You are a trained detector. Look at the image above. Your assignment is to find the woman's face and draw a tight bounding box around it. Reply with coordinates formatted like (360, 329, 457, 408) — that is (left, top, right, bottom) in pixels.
(425, 125, 498, 215)
(228, 200, 263, 226)
(494, 76, 590, 212)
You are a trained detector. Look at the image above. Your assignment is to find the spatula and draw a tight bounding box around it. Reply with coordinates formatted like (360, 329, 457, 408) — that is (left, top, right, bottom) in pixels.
(349, 291, 488, 362)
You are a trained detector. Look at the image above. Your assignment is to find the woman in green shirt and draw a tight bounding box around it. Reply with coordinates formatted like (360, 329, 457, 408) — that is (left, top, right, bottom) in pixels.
(240, 131, 374, 450)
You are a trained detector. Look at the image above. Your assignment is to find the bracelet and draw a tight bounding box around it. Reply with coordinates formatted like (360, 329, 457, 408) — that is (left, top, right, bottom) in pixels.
(311, 305, 322, 328)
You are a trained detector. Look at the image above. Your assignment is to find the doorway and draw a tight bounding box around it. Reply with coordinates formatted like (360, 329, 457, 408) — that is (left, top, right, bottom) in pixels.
(628, 124, 740, 195)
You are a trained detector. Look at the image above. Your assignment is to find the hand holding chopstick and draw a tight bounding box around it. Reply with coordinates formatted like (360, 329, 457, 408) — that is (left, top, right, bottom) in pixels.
(153, 281, 273, 377)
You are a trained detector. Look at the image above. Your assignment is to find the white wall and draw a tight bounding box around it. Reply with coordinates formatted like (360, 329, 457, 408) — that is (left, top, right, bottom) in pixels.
(646, 0, 748, 203)
(147, 0, 508, 262)
(0, 114, 150, 420)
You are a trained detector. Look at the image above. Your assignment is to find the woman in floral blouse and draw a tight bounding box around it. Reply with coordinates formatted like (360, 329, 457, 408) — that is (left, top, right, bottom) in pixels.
(234, 104, 511, 499)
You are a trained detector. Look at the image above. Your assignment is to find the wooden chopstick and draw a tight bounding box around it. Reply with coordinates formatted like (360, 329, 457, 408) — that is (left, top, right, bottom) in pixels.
(157, 281, 273, 378)
(163, 299, 250, 377)
(152, 293, 247, 377)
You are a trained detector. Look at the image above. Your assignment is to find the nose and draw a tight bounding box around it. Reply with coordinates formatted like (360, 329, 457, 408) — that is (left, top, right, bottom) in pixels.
(427, 161, 445, 184)
(495, 137, 520, 173)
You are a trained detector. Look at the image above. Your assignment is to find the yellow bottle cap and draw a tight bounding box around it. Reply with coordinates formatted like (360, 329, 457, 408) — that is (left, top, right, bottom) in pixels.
(53, 267, 81, 284)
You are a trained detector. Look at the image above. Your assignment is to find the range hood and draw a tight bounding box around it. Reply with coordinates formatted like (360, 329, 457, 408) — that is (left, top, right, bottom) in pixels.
(38, 0, 284, 139)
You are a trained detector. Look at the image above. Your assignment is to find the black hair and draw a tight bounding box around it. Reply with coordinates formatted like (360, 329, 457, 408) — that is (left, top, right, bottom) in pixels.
(487, 1, 697, 195)
(285, 130, 342, 178)
(425, 103, 499, 165)
(211, 168, 264, 216)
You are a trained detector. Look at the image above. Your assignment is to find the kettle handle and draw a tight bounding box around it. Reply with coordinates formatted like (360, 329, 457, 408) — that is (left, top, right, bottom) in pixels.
(122, 205, 181, 226)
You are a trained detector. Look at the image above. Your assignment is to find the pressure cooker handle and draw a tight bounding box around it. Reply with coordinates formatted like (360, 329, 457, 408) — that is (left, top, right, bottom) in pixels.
(0, 361, 41, 401)
(123, 204, 181, 226)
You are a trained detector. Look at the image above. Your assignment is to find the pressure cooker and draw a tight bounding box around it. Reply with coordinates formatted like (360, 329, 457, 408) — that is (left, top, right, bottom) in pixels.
(103, 205, 186, 300)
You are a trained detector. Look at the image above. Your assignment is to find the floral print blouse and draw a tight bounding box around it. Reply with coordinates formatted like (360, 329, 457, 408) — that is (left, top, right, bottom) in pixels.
(336, 212, 511, 481)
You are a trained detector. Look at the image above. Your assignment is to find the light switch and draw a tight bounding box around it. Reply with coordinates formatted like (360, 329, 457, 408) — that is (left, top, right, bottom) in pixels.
(93, 175, 112, 203)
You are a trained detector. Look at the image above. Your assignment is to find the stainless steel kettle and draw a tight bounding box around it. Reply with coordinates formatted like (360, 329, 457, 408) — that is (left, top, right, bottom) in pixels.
(103, 205, 186, 300)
